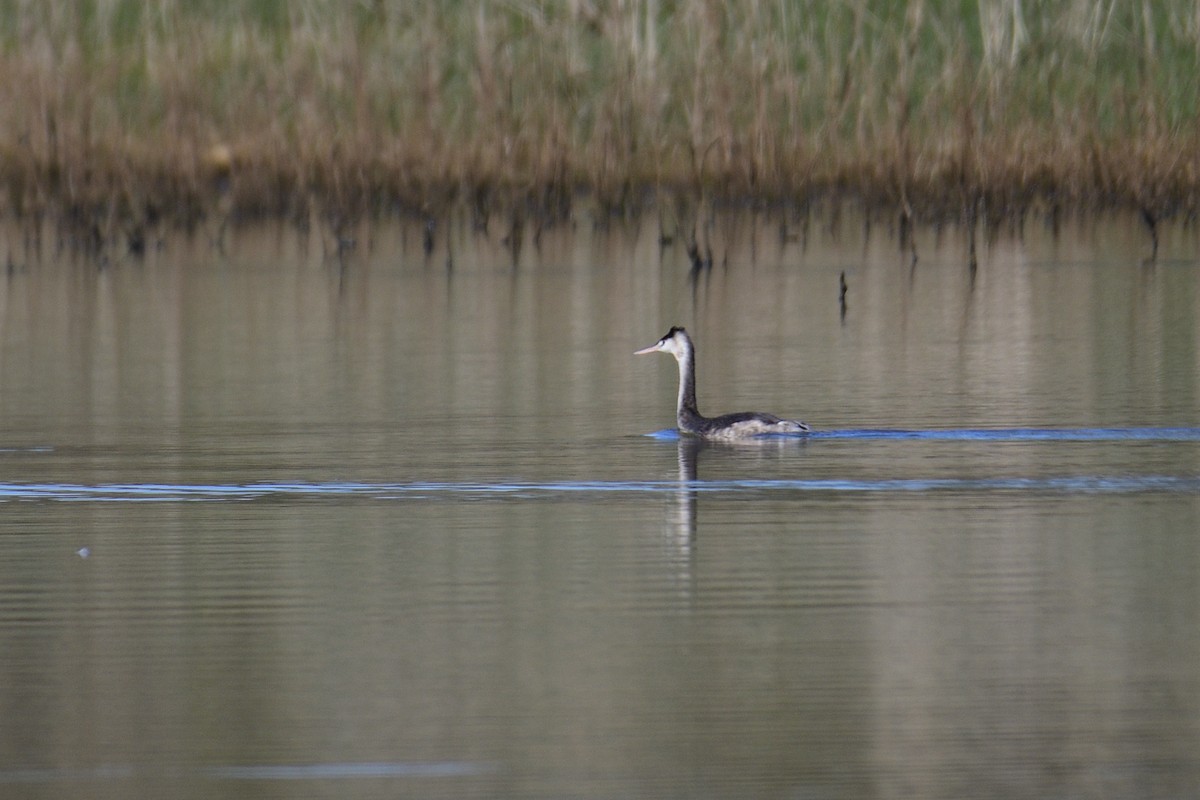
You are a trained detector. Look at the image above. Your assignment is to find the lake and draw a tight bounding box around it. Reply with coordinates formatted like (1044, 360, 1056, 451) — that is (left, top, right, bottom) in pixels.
(1, 209, 1198, 798)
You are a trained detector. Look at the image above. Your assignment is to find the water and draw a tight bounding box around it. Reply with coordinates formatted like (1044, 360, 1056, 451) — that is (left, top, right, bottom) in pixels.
(1, 214, 1199, 798)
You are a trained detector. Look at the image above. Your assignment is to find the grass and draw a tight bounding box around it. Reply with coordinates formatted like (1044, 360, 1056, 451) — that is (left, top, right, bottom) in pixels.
(2, 0, 1200, 239)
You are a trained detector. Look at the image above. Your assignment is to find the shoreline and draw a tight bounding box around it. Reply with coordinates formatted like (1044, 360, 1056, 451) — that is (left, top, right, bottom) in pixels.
(5, 130, 1197, 221)
(3, 138, 1194, 256)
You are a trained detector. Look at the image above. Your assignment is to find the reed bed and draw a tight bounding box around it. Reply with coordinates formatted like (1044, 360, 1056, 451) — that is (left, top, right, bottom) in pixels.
(2, 0, 1200, 238)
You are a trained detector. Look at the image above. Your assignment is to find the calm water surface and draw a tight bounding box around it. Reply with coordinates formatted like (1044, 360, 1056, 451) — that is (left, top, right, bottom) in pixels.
(1, 214, 1199, 798)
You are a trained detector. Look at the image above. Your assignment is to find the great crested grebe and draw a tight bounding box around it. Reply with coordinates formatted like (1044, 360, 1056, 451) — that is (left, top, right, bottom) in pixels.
(635, 326, 811, 439)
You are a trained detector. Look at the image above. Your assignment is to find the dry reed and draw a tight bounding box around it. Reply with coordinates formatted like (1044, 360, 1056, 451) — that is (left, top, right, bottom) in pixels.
(2, 0, 1200, 237)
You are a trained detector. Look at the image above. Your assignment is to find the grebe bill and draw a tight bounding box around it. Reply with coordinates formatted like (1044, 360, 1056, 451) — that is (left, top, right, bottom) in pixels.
(635, 326, 811, 439)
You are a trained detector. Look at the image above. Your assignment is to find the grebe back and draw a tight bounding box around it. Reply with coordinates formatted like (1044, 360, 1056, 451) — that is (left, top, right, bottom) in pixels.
(635, 326, 810, 439)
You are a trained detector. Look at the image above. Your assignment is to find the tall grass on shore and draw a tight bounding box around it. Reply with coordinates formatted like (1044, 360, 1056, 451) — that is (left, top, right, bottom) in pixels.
(2, 0, 1200, 236)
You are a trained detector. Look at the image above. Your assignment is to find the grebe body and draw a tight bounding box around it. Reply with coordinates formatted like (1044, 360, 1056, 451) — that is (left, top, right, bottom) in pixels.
(635, 326, 810, 439)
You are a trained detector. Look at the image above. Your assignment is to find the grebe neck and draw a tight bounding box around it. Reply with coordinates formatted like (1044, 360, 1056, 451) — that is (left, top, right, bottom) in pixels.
(675, 340, 703, 431)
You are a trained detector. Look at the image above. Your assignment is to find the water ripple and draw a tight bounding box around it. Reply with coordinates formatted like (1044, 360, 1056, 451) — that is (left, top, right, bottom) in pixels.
(2, 474, 1199, 502)
(647, 426, 1200, 441)
(0, 761, 494, 783)
(4, 427, 1197, 501)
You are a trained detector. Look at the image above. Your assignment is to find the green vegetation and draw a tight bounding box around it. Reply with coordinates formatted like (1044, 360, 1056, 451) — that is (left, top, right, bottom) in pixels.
(1, 0, 1199, 232)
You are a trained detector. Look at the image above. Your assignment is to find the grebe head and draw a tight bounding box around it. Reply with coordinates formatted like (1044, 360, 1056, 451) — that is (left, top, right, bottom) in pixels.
(634, 326, 691, 359)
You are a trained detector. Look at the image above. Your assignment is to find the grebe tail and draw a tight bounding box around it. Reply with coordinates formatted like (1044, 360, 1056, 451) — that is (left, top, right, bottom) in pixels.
(635, 326, 811, 439)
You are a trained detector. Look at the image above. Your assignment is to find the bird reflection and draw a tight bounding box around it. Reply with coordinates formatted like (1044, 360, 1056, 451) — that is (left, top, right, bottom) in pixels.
(671, 436, 703, 549)
(665, 436, 702, 605)
(666, 434, 809, 602)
